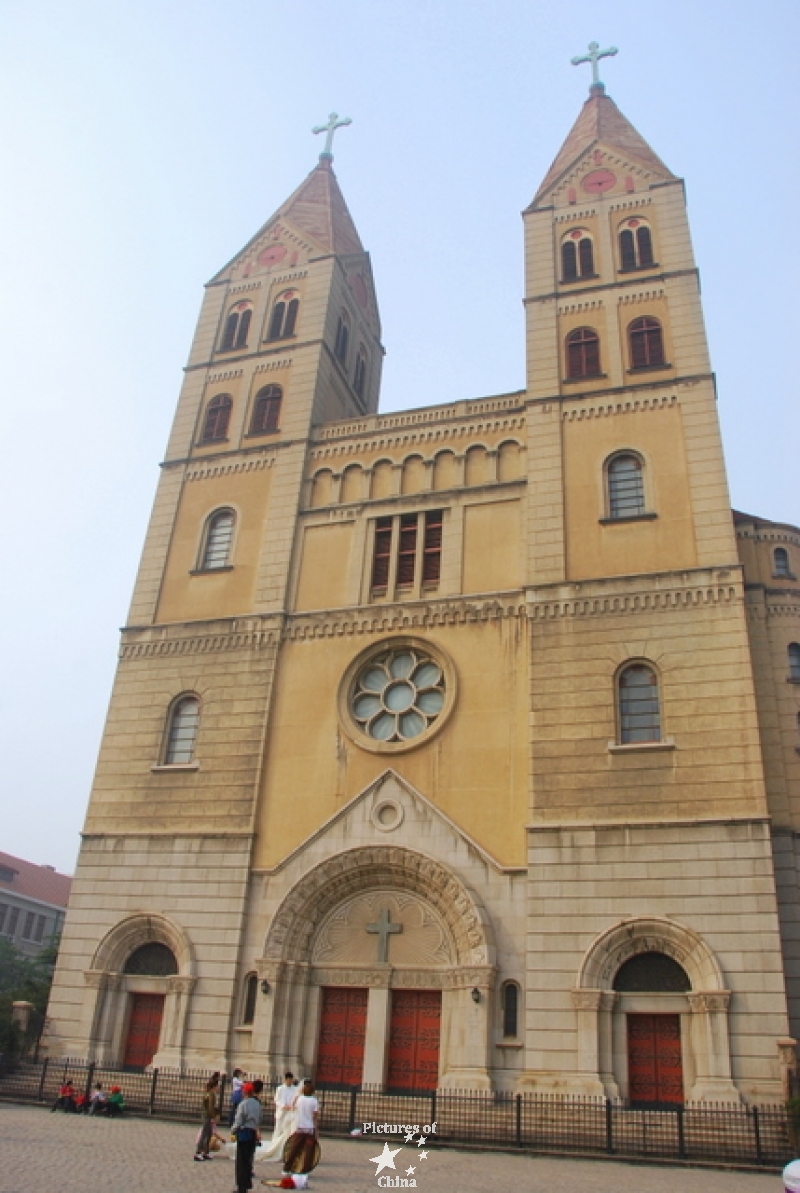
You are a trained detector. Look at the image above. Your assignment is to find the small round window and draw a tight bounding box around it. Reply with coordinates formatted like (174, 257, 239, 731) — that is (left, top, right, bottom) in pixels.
(340, 639, 456, 753)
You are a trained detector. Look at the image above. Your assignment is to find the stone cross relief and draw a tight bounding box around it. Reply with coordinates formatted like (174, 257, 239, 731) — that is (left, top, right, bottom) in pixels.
(366, 908, 403, 963)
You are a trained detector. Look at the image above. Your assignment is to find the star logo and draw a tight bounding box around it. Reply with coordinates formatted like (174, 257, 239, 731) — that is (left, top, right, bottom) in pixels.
(369, 1142, 402, 1175)
(404, 1131, 416, 1143)
(417, 1135, 427, 1146)
(405, 1165, 417, 1176)
(419, 1149, 429, 1160)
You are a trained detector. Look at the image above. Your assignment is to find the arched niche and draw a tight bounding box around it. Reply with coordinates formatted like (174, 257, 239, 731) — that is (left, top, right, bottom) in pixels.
(401, 454, 426, 495)
(310, 469, 334, 508)
(432, 450, 458, 491)
(572, 917, 738, 1104)
(340, 464, 365, 504)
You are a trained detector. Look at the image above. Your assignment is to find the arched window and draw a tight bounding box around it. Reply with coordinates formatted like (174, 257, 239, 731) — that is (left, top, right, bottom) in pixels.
(354, 346, 367, 398)
(561, 230, 595, 281)
(164, 695, 200, 764)
(774, 547, 791, 577)
(788, 643, 800, 681)
(607, 453, 645, 519)
(619, 219, 655, 270)
(220, 304, 252, 351)
(200, 395, 232, 443)
(241, 973, 258, 1025)
(613, 952, 690, 992)
(618, 663, 661, 744)
(201, 509, 235, 570)
(124, 943, 178, 976)
(249, 385, 282, 435)
(268, 291, 299, 341)
(629, 317, 665, 370)
(501, 981, 520, 1038)
(566, 327, 601, 379)
(334, 311, 350, 365)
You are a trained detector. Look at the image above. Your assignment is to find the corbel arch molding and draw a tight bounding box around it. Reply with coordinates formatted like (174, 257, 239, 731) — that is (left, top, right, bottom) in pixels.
(263, 845, 494, 967)
(578, 916, 724, 992)
(91, 913, 195, 977)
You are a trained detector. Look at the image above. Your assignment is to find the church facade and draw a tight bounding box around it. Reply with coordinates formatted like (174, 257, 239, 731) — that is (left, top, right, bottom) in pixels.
(46, 85, 800, 1106)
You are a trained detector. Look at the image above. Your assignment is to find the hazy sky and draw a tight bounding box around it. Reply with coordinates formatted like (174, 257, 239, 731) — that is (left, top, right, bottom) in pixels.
(1, 1, 797, 874)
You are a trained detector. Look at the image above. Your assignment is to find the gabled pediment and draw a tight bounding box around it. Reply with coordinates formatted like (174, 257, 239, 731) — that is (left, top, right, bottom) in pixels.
(209, 160, 365, 285)
(530, 91, 675, 209)
(264, 769, 515, 879)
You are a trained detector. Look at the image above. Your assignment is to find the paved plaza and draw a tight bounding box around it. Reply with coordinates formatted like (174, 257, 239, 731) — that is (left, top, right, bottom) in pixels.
(0, 1103, 787, 1193)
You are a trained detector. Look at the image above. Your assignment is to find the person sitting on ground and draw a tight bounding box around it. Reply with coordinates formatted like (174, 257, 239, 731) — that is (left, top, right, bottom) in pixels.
(51, 1080, 76, 1113)
(106, 1085, 125, 1117)
(88, 1082, 107, 1115)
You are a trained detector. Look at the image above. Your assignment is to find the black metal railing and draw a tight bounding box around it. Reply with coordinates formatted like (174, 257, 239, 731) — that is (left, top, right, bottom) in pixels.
(0, 1057, 793, 1168)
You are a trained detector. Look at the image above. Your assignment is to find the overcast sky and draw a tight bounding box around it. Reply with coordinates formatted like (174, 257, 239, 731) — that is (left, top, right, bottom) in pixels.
(1, 0, 797, 874)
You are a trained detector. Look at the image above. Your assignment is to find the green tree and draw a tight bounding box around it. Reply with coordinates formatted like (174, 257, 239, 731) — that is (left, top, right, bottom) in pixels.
(0, 935, 59, 1062)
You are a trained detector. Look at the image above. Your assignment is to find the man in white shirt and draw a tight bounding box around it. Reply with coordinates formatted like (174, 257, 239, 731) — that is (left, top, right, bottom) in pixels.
(282, 1078, 320, 1176)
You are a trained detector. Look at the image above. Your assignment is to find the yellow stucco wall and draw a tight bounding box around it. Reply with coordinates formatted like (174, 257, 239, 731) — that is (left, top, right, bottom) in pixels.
(253, 618, 530, 869)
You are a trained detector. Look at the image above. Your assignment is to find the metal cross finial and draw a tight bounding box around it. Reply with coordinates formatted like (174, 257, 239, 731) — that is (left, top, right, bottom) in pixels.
(571, 41, 618, 89)
(312, 111, 353, 161)
(366, 908, 402, 963)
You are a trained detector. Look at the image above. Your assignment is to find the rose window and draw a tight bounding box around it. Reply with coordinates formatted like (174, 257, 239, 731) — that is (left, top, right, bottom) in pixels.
(350, 647, 445, 742)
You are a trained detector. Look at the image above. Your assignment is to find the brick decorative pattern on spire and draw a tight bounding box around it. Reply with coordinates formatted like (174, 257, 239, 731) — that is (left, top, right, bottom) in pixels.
(532, 92, 675, 205)
(278, 163, 363, 256)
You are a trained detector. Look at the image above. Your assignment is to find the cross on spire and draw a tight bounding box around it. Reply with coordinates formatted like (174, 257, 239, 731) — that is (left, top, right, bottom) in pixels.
(571, 41, 618, 92)
(366, 908, 402, 963)
(312, 111, 353, 162)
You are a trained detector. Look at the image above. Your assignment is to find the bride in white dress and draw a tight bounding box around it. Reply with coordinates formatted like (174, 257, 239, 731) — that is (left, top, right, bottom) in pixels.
(226, 1073, 298, 1164)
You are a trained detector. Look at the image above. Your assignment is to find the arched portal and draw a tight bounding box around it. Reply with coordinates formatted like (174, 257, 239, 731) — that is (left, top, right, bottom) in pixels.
(573, 917, 738, 1103)
(256, 846, 496, 1090)
(83, 914, 195, 1069)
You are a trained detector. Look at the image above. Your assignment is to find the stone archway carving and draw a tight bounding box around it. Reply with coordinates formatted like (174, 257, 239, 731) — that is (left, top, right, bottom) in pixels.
(83, 913, 195, 1068)
(573, 917, 737, 1103)
(263, 845, 494, 967)
(257, 846, 496, 1090)
(91, 913, 194, 975)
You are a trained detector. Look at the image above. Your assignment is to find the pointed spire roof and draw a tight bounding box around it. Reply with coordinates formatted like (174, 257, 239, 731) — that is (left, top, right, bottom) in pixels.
(275, 158, 364, 256)
(532, 88, 675, 205)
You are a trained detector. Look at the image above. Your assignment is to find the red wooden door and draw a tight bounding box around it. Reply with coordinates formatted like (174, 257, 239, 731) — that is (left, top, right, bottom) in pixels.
(627, 1013, 684, 1107)
(387, 989, 441, 1091)
(315, 987, 368, 1087)
(123, 993, 165, 1069)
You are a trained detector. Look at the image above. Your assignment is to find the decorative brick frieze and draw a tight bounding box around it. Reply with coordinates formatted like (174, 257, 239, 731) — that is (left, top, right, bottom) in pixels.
(185, 455, 276, 482)
(562, 393, 677, 419)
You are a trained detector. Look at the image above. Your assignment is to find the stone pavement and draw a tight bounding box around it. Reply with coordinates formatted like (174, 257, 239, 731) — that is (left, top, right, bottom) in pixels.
(0, 1103, 785, 1193)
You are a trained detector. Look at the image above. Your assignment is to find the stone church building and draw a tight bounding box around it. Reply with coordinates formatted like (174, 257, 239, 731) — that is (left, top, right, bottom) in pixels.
(47, 82, 800, 1107)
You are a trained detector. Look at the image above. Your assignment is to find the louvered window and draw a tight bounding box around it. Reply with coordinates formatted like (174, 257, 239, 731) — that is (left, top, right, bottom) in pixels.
(250, 385, 282, 435)
(268, 294, 299, 340)
(201, 510, 235, 570)
(371, 518, 393, 593)
(334, 312, 350, 365)
(354, 349, 367, 398)
(566, 328, 601, 378)
(561, 231, 594, 281)
(370, 511, 444, 598)
(200, 395, 232, 443)
(422, 511, 442, 585)
(220, 306, 251, 351)
(165, 696, 200, 764)
(618, 664, 661, 743)
(396, 515, 418, 588)
(608, 454, 645, 519)
(629, 317, 665, 369)
(619, 221, 655, 270)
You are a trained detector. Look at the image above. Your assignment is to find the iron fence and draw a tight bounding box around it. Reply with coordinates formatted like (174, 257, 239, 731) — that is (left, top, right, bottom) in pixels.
(0, 1056, 794, 1168)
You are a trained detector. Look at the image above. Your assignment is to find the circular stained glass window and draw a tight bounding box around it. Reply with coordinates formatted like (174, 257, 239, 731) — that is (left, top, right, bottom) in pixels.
(350, 646, 447, 743)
